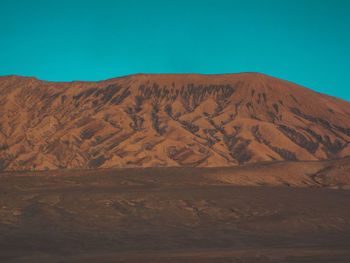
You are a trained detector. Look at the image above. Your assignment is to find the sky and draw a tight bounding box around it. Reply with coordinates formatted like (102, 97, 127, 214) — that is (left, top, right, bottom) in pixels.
(1, 0, 350, 101)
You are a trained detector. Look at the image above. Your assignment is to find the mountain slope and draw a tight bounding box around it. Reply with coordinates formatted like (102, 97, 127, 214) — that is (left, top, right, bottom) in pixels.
(0, 73, 350, 170)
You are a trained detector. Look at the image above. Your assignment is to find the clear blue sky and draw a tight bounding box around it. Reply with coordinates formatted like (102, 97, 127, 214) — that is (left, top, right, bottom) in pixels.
(1, 0, 349, 101)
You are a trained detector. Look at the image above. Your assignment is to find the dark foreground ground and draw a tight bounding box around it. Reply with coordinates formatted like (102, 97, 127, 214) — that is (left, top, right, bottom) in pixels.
(1, 164, 350, 262)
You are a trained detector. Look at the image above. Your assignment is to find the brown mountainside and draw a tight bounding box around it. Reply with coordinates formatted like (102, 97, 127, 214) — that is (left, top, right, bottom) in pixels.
(1, 73, 350, 170)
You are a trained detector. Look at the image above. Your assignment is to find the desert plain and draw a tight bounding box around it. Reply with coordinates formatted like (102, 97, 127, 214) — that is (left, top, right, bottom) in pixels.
(1, 158, 350, 263)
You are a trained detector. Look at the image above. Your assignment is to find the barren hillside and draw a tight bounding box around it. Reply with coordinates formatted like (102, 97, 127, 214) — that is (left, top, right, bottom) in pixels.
(1, 73, 350, 170)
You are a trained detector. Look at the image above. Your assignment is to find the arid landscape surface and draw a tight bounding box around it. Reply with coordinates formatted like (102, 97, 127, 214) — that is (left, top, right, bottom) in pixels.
(1, 159, 350, 263)
(1, 73, 350, 262)
(1, 73, 350, 170)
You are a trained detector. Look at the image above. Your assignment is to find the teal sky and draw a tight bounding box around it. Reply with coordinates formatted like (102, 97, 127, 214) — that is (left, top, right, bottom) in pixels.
(1, 0, 350, 101)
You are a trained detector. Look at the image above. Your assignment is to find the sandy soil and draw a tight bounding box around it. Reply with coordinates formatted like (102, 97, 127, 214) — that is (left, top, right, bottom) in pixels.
(1, 163, 350, 262)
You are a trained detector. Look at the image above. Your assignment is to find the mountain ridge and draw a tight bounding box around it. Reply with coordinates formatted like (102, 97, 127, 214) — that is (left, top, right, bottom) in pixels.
(2, 72, 349, 103)
(0, 73, 349, 170)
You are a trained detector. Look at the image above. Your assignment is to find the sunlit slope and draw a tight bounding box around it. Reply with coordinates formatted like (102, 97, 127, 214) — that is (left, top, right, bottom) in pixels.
(0, 73, 349, 170)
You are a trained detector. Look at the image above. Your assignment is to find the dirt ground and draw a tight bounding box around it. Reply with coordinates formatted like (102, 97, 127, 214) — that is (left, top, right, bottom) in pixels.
(1, 165, 350, 262)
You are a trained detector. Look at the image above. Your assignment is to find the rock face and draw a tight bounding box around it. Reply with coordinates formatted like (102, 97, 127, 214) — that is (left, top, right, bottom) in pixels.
(0, 73, 350, 170)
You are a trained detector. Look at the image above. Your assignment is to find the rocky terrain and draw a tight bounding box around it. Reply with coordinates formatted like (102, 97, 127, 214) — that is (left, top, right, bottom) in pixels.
(1, 73, 350, 170)
(1, 73, 350, 262)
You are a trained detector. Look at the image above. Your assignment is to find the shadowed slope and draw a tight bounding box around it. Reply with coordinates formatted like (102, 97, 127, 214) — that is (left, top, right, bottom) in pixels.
(0, 73, 350, 170)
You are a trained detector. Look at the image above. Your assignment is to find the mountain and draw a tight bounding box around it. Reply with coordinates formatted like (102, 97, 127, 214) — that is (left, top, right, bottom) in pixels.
(0, 73, 350, 170)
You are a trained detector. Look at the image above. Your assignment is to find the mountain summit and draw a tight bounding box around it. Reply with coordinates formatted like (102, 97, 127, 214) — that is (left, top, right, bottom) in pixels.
(1, 73, 350, 170)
